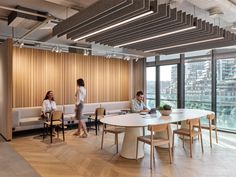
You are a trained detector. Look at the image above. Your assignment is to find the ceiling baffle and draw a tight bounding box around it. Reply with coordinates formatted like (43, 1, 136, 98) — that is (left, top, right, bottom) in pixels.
(53, 0, 236, 55)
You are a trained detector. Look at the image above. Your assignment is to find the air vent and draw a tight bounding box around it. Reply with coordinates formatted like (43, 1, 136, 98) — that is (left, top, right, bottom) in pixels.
(208, 7, 224, 18)
(8, 6, 47, 30)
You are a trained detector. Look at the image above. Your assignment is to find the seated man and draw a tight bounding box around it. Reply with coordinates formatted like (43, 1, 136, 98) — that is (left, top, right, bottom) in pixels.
(131, 91, 149, 113)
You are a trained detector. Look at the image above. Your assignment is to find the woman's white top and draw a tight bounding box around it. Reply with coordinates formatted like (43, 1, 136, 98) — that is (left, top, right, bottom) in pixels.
(42, 99, 57, 113)
(75, 86, 86, 105)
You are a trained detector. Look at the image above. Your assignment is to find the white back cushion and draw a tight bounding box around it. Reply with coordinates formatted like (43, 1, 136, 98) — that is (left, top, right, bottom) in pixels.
(100, 101, 130, 110)
(15, 107, 42, 118)
(83, 103, 101, 113)
(63, 104, 75, 114)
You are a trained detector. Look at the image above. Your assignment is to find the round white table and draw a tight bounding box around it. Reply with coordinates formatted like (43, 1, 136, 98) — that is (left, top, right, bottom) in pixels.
(100, 109, 214, 159)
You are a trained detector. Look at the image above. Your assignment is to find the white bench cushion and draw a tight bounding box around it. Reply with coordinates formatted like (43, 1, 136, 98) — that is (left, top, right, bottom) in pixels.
(20, 117, 43, 126)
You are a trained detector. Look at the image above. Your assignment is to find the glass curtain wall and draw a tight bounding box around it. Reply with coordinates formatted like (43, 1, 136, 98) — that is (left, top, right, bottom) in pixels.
(146, 48, 236, 132)
(185, 58, 212, 111)
(146, 67, 156, 108)
(160, 65, 177, 108)
(216, 57, 236, 131)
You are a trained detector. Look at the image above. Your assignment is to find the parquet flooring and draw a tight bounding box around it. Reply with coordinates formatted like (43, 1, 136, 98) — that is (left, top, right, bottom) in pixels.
(10, 128, 236, 177)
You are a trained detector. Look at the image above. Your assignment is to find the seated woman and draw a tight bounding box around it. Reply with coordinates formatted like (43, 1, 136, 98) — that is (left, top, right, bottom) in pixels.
(41, 90, 57, 134)
(41, 90, 57, 118)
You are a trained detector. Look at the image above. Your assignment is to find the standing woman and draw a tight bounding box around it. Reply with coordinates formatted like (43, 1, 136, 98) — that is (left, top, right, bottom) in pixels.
(74, 78, 88, 138)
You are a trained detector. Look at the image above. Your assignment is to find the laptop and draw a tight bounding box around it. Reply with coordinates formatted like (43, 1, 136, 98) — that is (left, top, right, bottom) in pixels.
(149, 108, 157, 114)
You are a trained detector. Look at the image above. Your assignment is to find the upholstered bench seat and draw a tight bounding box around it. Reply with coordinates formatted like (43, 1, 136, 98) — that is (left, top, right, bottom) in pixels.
(12, 101, 130, 132)
(20, 117, 43, 126)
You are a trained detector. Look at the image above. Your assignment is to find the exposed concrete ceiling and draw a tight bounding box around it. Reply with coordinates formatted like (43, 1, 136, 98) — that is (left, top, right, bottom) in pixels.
(0, 0, 236, 56)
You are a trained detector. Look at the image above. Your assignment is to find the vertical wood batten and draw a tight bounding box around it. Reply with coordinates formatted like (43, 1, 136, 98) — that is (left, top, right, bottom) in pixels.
(13, 47, 130, 107)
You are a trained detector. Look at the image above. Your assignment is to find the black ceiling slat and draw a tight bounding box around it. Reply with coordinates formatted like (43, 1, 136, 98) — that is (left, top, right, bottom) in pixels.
(52, 2, 236, 55)
(97, 9, 186, 45)
(53, 0, 130, 37)
(68, 0, 152, 40)
(138, 27, 223, 51)
(109, 18, 204, 48)
(124, 21, 220, 50)
(87, 4, 170, 42)
(158, 40, 236, 55)
(152, 33, 235, 54)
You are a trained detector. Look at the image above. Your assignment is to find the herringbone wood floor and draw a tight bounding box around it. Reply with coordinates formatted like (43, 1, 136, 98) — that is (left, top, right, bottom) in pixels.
(10, 127, 236, 177)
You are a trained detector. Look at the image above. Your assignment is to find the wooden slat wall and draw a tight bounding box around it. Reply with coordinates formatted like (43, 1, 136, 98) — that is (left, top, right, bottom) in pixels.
(0, 39, 13, 140)
(133, 59, 145, 98)
(13, 47, 130, 108)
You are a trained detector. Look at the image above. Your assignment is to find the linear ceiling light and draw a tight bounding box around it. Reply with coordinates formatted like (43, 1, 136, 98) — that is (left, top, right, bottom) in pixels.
(144, 37, 224, 53)
(114, 26, 197, 48)
(74, 11, 154, 41)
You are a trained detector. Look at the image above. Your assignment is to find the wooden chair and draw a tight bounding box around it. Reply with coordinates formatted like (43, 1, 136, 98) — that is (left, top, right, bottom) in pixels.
(172, 118, 203, 158)
(88, 108, 106, 135)
(136, 124, 172, 169)
(43, 111, 65, 143)
(101, 124, 125, 153)
(201, 114, 218, 148)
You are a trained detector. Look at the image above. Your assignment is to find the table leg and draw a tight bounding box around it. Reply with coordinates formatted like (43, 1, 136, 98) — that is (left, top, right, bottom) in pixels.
(120, 127, 144, 159)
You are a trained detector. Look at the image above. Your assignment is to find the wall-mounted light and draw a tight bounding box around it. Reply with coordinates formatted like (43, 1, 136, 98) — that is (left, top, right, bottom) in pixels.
(123, 56, 131, 61)
(84, 49, 89, 56)
(19, 42, 24, 48)
(52, 46, 56, 52)
(55, 46, 59, 53)
(13, 38, 144, 59)
(106, 54, 111, 59)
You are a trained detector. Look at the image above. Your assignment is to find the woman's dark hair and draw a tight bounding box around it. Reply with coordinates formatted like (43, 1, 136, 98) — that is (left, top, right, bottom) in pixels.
(44, 90, 54, 101)
(77, 78, 85, 87)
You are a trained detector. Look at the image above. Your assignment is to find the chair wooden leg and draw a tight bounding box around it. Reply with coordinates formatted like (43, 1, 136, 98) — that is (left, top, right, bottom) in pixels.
(215, 128, 218, 144)
(183, 136, 185, 148)
(50, 126, 53, 143)
(152, 146, 155, 166)
(95, 120, 97, 135)
(115, 133, 118, 154)
(101, 126, 105, 150)
(172, 133, 175, 152)
(62, 124, 65, 141)
(150, 144, 153, 169)
(57, 128, 59, 139)
(43, 123, 46, 140)
(200, 133, 204, 153)
(189, 136, 192, 158)
(209, 127, 212, 148)
(114, 132, 117, 145)
(136, 139, 139, 160)
(168, 143, 172, 163)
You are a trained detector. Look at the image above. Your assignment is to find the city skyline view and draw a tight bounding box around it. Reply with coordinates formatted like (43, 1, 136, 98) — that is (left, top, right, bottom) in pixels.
(146, 55, 236, 132)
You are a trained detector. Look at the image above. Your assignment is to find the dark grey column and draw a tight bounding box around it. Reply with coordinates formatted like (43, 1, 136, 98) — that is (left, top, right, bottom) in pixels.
(177, 54, 185, 108)
(155, 56, 160, 108)
(212, 50, 217, 114)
